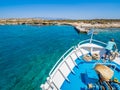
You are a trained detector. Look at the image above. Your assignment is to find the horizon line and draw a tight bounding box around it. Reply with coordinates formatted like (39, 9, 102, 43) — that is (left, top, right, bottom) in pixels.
(0, 17, 120, 20)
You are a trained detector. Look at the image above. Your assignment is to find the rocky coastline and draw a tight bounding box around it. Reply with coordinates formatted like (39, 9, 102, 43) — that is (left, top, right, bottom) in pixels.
(0, 18, 120, 33)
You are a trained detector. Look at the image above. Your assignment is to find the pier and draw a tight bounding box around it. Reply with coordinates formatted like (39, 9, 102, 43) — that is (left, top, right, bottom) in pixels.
(74, 26, 89, 33)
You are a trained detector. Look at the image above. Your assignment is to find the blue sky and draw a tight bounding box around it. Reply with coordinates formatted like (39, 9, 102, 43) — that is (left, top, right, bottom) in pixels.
(0, 0, 120, 19)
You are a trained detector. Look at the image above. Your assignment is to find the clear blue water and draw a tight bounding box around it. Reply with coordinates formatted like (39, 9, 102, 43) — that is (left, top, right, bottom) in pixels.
(0, 25, 120, 90)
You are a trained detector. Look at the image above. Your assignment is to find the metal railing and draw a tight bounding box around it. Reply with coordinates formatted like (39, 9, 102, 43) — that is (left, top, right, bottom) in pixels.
(78, 39, 107, 46)
(78, 39, 90, 45)
(42, 38, 120, 90)
(92, 39, 107, 46)
(49, 39, 107, 76)
(49, 46, 74, 75)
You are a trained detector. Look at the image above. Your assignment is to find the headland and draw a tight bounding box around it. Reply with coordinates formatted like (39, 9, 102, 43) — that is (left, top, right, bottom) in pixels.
(0, 18, 120, 33)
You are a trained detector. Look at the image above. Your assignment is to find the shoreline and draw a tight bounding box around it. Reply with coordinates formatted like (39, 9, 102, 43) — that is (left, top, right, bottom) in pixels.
(0, 18, 120, 33)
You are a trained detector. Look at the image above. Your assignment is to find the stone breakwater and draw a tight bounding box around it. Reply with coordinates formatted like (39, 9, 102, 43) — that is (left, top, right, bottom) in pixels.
(70, 23, 120, 33)
(57, 22, 120, 33)
(0, 19, 120, 33)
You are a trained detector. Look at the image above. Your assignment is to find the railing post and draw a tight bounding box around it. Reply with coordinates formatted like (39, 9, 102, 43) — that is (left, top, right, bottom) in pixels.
(46, 77, 53, 89)
(64, 61, 75, 75)
(58, 69, 70, 83)
(70, 55, 79, 68)
(52, 81, 59, 90)
(74, 49, 81, 60)
(78, 46, 83, 55)
(49, 76, 59, 90)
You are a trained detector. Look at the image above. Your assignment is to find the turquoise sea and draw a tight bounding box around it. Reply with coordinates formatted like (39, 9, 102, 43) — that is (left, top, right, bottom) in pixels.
(0, 25, 120, 90)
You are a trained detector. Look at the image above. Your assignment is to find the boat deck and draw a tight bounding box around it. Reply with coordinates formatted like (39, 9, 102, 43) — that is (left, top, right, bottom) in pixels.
(41, 40, 120, 90)
(60, 57, 120, 90)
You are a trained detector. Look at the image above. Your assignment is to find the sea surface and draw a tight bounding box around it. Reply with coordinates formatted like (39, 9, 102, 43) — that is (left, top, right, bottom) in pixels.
(0, 25, 120, 90)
